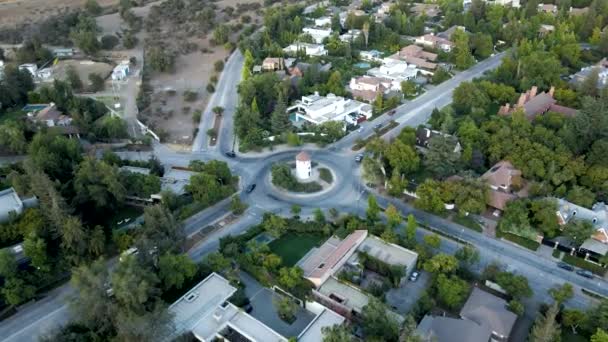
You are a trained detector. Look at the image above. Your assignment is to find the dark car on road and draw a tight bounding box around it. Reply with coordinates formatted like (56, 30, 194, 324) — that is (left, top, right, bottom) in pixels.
(576, 269, 594, 279)
(355, 154, 364, 163)
(387, 109, 396, 116)
(225, 151, 236, 158)
(373, 123, 382, 130)
(246, 184, 256, 193)
(557, 262, 574, 271)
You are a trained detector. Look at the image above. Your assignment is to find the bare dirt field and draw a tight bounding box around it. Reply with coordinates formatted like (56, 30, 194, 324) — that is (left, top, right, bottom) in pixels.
(0, 0, 118, 29)
(52, 59, 114, 84)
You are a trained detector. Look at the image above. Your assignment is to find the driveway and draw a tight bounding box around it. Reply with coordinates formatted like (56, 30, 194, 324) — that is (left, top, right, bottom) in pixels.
(385, 272, 430, 314)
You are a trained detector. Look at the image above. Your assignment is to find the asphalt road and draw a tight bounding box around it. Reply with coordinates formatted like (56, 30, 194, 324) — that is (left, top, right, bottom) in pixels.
(192, 50, 244, 153)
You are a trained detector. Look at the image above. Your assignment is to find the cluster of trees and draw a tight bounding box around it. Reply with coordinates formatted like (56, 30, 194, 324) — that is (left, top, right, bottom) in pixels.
(186, 160, 238, 208)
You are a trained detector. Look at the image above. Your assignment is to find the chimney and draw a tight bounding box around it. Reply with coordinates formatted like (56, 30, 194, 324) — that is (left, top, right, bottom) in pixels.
(530, 86, 538, 98)
(516, 94, 526, 107)
(549, 86, 555, 97)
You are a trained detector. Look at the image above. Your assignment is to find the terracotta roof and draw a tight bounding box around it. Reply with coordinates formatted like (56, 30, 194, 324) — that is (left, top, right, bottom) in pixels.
(296, 151, 311, 161)
(481, 161, 521, 190)
(487, 190, 517, 211)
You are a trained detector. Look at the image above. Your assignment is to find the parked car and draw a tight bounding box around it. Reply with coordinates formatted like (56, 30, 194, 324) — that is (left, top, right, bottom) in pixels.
(387, 109, 396, 116)
(355, 154, 364, 163)
(225, 151, 236, 158)
(409, 271, 419, 282)
(557, 262, 574, 271)
(246, 184, 256, 193)
(576, 269, 594, 279)
(244, 303, 253, 313)
(373, 123, 382, 130)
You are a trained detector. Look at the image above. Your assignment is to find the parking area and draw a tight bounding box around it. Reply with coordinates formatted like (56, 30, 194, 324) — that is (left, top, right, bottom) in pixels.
(385, 271, 430, 314)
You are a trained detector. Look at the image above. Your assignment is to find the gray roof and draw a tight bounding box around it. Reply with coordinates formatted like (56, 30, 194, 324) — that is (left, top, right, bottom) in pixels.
(460, 287, 517, 338)
(416, 315, 491, 342)
(580, 238, 608, 256)
(556, 198, 608, 230)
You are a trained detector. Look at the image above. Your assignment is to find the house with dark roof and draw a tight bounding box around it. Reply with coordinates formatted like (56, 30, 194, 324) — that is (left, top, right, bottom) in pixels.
(556, 198, 608, 256)
(415, 127, 461, 153)
(498, 86, 577, 120)
(415, 288, 517, 342)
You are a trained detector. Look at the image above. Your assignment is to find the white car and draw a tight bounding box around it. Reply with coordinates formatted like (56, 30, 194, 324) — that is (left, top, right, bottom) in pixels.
(409, 271, 419, 282)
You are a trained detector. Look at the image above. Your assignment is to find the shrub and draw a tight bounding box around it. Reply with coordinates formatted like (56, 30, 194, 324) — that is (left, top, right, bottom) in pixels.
(214, 60, 225, 72)
(319, 168, 333, 183)
(271, 163, 322, 193)
(192, 110, 202, 123)
(183, 90, 198, 102)
(101, 35, 119, 50)
(206, 83, 215, 93)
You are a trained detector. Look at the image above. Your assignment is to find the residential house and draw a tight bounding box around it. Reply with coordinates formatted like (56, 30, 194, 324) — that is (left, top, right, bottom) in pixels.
(415, 33, 455, 52)
(416, 288, 517, 342)
(481, 160, 527, 213)
(0, 188, 24, 223)
(304, 0, 329, 15)
(538, 24, 555, 37)
(36, 68, 53, 81)
(359, 50, 383, 62)
(297, 230, 368, 287)
(168, 272, 344, 342)
(339, 29, 362, 42)
(538, 3, 558, 14)
(348, 234, 418, 278)
(410, 3, 441, 18)
(374, 2, 392, 22)
(262, 57, 284, 71)
(367, 58, 419, 88)
(315, 16, 332, 27)
(569, 6, 589, 15)
(498, 86, 578, 120)
(111, 61, 130, 81)
(26, 103, 73, 128)
(389, 45, 438, 71)
(283, 43, 328, 57)
(556, 199, 608, 252)
(288, 62, 332, 78)
(437, 25, 466, 41)
(483, 0, 520, 7)
(570, 58, 608, 89)
(349, 75, 393, 102)
(303, 27, 333, 44)
(288, 92, 372, 126)
(415, 127, 462, 153)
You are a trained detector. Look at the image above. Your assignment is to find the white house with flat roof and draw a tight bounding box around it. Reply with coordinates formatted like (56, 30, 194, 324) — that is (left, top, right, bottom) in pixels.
(314, 16, 332, 27)
(169, 272, 345, 342)
(283, 43, 328, 57)
(0, 188, 24, 223)
(303, 27, 333, 44)
(19, 63, 38, 77)
(367, 58, 419, 90)
(339, 29, 362, 42)
(359, 50, 383, 62)
(288, 92, 372, 126)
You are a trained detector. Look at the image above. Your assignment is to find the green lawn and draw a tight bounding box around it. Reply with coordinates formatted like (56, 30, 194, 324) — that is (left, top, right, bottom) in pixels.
(453, 215, 483, 232)
(269, 233, 326, 267)
(497, 231, 540, 251)
(563, 254, 607, 276)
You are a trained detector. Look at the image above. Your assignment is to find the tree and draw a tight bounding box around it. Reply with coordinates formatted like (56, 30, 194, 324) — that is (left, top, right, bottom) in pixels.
(592, 329, 608, 342)
(202, 252, 230, 272)
(366, 195, 381, 223)
(326, 71, 344, 96)
(28, 132, 82, 182)
(436, 274, 469, 310)
(71, 27, 100, 55)
(70, 259, 114, 331)
(495, 272, 532, 299)
(2, 277, 37, 306)
(88, 226, 105, 258)
(278, 267, 303, 290)
(423, 234, 441, 249)
(508, 300, 524, 316)
(587, 298, 608, 333)
(385, 140, 420, 174)
(562, 309, 586, 334)
(0, 249, 17, 277)
(423, 254, 459, 274)
(361, 297, 399, 341)
(452, 29, 475, 70)
(581, 67, 600, 97)
(549, 283, 574, 304)
(74, 158, 126, 210)
(111, 255, 160, 314)
(401, 80, 417, 97)
(270, 91, 291, 133)
(213, 24, 231, 45)
(455, 245, 480, 267)
(415, 179, 445, 213)
(139, 204, 184, 256)
(264, 215, 287, 238)
(381, 228, 399, 244)
(274, 296, 298, 321)
(291, 204, 301, 217)
(230, 195, 247, 215)
(158, 253, 197, 291)
(471, 33, 493, 59)
(322, 324, 353, 342)
(262, 254, 282, 271)
(88, 73, 105, 92)
(529, 302, 561, 342)
(423, 136, 461, 178)
(66, 65, 83, 91)
(100, 35, 119, 50)
(0, 121, 27, 154)
(85, 0, 102, 15)
(188, 173, 225, 207)
(564, 220, 595, 246)
(385, 204, 401, 229)
(147, 46, 174, 72)
(314, 208, 325, 224)
(406, 214, 417, 243)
